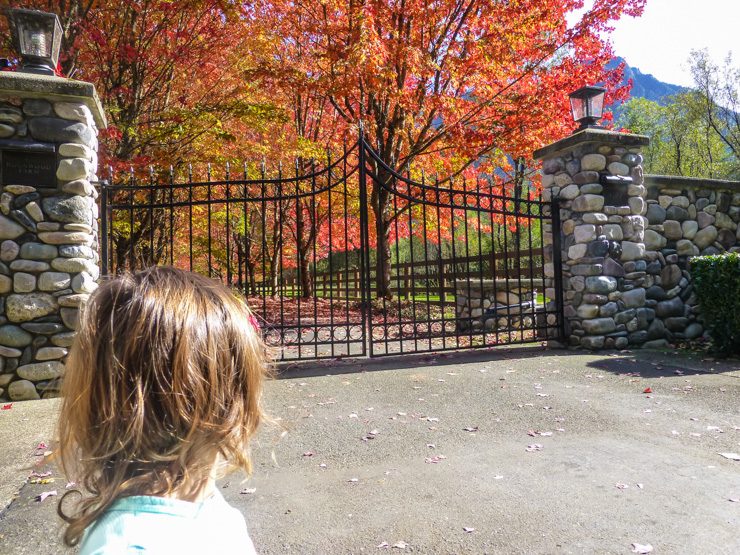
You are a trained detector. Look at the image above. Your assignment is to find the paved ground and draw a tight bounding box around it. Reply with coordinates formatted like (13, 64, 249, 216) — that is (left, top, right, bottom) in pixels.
(0, 346, 738, 554)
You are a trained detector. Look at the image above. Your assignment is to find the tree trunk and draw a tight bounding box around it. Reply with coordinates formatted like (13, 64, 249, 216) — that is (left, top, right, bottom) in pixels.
(372, 172, 393, 300)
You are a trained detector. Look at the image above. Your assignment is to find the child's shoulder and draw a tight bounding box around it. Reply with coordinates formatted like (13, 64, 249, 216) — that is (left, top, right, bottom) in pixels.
(79, 493, 255, 554)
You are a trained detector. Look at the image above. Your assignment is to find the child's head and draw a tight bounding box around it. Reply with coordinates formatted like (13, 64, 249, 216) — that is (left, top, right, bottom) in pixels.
(57, 266, 268, 546)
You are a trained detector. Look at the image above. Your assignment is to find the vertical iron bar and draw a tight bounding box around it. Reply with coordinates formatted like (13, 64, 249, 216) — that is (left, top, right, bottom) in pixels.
(551, 197, 566, 344)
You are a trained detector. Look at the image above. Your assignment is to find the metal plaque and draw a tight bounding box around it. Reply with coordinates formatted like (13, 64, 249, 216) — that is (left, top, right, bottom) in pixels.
(1, 150, 57, 187)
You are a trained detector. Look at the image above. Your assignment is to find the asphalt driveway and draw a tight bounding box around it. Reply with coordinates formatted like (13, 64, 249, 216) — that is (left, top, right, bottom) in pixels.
(1, 346, 738, 554)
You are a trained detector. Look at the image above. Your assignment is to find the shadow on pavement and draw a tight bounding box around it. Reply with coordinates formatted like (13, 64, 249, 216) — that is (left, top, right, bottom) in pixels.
(276, 344, 588, 379)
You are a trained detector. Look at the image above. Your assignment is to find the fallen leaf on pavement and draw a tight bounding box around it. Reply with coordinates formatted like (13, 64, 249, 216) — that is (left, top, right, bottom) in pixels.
(615, 483, 629, 489)
(706, 426, 723, 433)
(377, 542, 390, 549)
(1, 403, 12, 410)
(36, 490, 57, 503)
(425, 455, 447, 464)
(631, 543, 653, 554)
(463, 426, 478, 432)
(525, 443, 543, 452)
(30, 471, 52, 478)
(303, 451, 314, 457)
(643, 388, 652, 394)
(240, 488, 256, 495)
(463, 527, 475, 533)
(348, 478, 359, 483)
(728, 498, 739, 503)
(719, 453, 740, 461)
(494, 475, 504, 480)
(392, 541, 408, 549)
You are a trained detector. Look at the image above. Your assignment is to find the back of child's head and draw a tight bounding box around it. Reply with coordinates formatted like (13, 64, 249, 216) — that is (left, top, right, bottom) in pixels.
(57, 266, 268, 546)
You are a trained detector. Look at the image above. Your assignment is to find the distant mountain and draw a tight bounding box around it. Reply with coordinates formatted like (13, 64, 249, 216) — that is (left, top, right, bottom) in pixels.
(611, 57, 687, 104)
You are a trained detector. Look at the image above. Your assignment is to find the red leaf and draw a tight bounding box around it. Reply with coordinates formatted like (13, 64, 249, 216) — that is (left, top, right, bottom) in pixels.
(643, 387, 652, 394)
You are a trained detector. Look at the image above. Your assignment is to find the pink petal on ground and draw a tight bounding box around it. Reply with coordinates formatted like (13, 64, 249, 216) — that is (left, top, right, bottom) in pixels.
(631, 543, 653, 554)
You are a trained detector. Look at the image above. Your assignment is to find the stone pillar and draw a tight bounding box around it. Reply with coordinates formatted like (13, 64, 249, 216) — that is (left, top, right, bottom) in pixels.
(0, 72, 106, 401)
(534, 129, 653, 349)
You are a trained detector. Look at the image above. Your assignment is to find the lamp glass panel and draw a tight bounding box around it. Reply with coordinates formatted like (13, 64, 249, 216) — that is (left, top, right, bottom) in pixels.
(570, 97, 586, 122)
(16, 14, 54, 58)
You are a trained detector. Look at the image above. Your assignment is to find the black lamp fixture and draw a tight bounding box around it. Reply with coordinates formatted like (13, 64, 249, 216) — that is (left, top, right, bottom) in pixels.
(5, 8, 63, 76)
(568, 85, 606, 130)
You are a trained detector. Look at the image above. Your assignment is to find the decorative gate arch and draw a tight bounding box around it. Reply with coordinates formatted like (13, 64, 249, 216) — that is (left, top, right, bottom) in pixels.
(101, 135, 563, 360)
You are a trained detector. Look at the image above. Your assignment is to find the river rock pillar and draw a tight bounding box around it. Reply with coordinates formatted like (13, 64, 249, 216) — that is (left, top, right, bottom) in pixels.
(535, 129, 653, 349)
(0, 72, 106, 401)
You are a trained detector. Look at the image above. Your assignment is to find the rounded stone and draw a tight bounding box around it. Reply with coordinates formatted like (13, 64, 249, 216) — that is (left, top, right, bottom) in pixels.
(8, 379, 40, 401)
(59, 245, 94, 258)
(585, 276, 618, 294)
(602, 224, 623, 241)
(51, 332, 76, 347)
(574, 224, 597, 244)
(559, 184, 580, 200)
(568, 244, 587, 259)
(644, 229, 665, 250)
(60, 307, 80, 330)
(25, 201, 44, 222)
(6, 293, 58, 323)
(0, 240, 19, 262)
(628, 196, 645, 215)
(0, 123, 14, 138)
(13, 272, 36, 293)
(646, 204, 666, 225)
(54, 102, 94, 124)
(0, 214, 25, 240)
(72, 271, 97, 294)
(620, 241, 645, 261)
(582, 318, 616, 335)
(622, 288, 646, 309)
(599, 301, 619, 317)
(0, 274, 11, 294)
(38, 231, 93, 246)
(19, 242, 58, 260)
(718, 229, 737, 249)
(20, 322, 65, 335)
(35, 347, 68, 361)
(41, 196, 93, 225)
(573, 171, 600, 185)
(587, 237, 610, 257)
(684, 323, 703, 339)
(0, 324, 33, 347)
(576, 304, 600, 318)
(38, 271, 72, 291)
(660, 265, 682, 288)
(681, 220, 698, 240)
(9, 259, 49, 272)
(663, 220, 682, 240)
(665, 206, 689, 222)
(57, 157, 92, 182)
(581, 154, 607, 171)
(693, 225, 718, 249)
(58, 143, 93, 159)
(572, 194, 605, 212)
(22, 99, 52, 116)
(28, 117, 93, 145)
(17, 361, 64, 382)
(655, 297, 684, 319)
(51, 257, 97, 275)
(607, 162, 630, 176)
(61, 179, 94, 196)
(676, 240, 699, 256)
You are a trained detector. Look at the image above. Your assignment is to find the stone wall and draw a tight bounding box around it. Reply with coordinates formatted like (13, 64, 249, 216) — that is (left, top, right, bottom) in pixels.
(0, 73, 104, 402)
(535, 129, 652, 349)
(641, 175, 740, 343)
(455, 279, 540, 333)
(535, 129, 740, 351)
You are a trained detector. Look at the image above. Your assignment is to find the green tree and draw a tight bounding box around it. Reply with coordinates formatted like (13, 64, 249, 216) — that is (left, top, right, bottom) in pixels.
(618, 93, 734, 178)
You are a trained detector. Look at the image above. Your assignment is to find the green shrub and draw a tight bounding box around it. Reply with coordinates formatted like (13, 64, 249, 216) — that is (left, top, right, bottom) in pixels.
(690, 253, 740, 355)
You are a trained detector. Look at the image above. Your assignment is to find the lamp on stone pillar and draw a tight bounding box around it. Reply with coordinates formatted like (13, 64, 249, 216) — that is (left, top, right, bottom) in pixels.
(568, 85, 606, 130)
(5, 8, 63, 76)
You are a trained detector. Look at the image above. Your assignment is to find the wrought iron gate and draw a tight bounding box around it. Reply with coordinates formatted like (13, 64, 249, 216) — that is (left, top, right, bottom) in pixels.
(100, 136, 562, 361)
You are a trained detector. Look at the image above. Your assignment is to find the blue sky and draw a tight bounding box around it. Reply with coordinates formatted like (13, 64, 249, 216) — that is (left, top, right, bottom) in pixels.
(575, 0, 739, 87)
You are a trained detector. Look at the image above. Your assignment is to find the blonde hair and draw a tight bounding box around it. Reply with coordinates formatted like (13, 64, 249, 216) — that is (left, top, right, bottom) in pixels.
(57, 266, 268, 547)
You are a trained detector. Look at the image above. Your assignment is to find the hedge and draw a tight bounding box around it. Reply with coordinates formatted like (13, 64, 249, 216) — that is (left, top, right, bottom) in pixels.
(690, 253, 740, 355)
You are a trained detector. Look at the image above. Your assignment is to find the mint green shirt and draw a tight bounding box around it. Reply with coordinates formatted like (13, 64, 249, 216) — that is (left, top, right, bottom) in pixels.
(80, 490, 257, 554)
